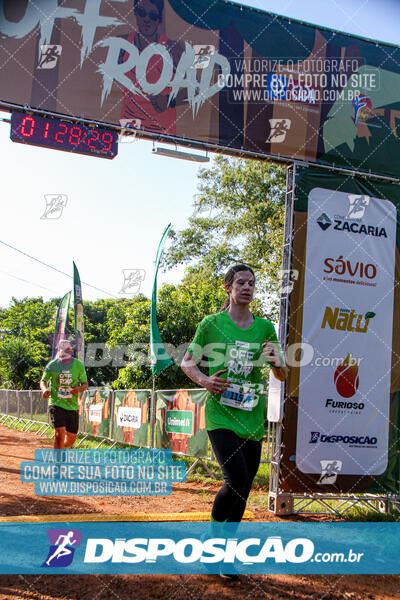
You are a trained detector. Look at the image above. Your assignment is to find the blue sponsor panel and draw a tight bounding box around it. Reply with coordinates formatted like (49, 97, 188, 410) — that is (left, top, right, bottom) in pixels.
(20, 449, 186, 496)
(0, 522, 398, 574)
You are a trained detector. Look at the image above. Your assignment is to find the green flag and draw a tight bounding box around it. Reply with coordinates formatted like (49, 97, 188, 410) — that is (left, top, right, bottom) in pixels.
(73, 261, 85, 363)
(150, 224, 174, 377)
(52, 291, 71, 359)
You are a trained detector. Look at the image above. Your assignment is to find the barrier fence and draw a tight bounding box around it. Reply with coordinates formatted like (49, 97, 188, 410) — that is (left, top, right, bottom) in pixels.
(0, 388, 275, 474)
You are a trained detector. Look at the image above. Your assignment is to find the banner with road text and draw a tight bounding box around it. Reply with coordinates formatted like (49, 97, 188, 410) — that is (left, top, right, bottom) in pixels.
(1, 1, 400, 177)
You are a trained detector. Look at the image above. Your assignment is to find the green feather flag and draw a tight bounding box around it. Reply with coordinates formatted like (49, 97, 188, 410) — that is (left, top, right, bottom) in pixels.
(150, 224, 174, 377)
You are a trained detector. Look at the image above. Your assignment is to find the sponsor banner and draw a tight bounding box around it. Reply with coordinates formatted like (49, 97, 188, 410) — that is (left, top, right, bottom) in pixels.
(88, 404, 103, 424)
(117, 406, 141, 429)
(112, 390, 150, 447)
(83, 390, 111, 438)
(297, 188, 396, 475)
(165, 410, 193, 435)
(1, 2, 400, 177)
(0, 522, 399, 574)
(155, 390, 208, 457)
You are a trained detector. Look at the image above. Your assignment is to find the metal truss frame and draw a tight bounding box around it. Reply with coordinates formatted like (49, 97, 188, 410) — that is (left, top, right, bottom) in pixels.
(268, 162, 400, 516)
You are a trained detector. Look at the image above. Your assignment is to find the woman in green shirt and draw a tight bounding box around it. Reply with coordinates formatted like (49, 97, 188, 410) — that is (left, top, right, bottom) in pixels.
(182, 264, 288, 524)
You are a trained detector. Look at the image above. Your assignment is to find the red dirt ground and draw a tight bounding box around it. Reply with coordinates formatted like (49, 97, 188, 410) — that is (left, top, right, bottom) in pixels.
(0, 425, 399, 600)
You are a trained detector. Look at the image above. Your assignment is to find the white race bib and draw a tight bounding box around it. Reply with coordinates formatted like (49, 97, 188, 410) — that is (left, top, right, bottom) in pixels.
(219, 383, 256, 411)
(58, 386, 72, 399)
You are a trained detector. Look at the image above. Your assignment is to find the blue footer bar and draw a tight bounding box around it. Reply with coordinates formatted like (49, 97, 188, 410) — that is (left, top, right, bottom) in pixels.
(0, 521, 398, 574)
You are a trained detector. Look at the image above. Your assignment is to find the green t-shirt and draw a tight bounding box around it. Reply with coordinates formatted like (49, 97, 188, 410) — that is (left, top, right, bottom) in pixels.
(187, 311, 278, 441)
(42, 358, 87, 411)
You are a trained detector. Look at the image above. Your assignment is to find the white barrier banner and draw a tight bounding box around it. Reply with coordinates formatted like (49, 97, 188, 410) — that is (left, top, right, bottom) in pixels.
(88, 404, 103, 424)
(297, 188, 396, 475)
(117, 406, 141, 429)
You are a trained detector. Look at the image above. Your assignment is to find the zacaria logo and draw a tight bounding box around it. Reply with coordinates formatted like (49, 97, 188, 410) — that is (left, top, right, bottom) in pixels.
(334, 354, 359, 398)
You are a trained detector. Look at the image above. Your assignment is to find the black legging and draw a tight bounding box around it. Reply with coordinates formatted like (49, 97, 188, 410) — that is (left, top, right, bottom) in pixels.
(208, 428, 262, 522)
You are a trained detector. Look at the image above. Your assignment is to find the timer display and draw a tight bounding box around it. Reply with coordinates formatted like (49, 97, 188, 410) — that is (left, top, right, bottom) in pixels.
(10, 112, 118, 159)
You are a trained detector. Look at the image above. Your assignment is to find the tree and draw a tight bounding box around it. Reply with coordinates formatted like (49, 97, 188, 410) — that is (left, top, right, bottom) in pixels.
(0, 338, 45, 389)
(109, 280, 226, 390)
(164, 156, 286, 318)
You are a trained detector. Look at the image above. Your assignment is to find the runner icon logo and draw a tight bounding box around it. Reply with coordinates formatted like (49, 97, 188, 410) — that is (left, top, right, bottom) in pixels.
(267, 119, 291, 143)
(317, 460, 342, 485)
(38, 45, 62, 69)
(309, 432, 320, 444)
(42, 529, 82, 568)
(346, 195, 370, 220)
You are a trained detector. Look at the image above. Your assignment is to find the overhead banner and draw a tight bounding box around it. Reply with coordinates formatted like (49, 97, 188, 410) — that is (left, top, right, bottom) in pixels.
(297, 189, 396, 476)
(1, 1, 400, 177)
(281, 166, 400, 493)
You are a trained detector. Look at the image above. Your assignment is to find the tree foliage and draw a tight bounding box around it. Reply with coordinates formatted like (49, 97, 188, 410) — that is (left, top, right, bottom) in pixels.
(164, 156, 286, 317)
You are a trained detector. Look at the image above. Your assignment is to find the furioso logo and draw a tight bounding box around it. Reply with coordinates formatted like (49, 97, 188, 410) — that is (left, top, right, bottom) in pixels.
(42, 529, 82, 568)
(334, 354, 359, 398)
(317, 213, 332, 231)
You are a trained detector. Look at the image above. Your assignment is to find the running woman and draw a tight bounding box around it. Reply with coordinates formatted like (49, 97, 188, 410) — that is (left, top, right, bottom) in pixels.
(40, 339, 88, 449)
(181, 264, 288, 525)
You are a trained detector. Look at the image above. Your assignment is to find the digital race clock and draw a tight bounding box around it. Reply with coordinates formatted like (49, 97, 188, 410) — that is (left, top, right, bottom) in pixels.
(10, 112, 118, 159)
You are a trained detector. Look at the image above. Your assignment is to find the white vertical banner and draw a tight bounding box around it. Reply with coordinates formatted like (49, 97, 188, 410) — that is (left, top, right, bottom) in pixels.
(296, 188, 396, 476)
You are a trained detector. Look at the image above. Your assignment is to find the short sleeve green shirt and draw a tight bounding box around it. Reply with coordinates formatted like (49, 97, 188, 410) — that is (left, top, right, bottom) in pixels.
(187, 311, 278, 440)
(41, 358, 87, 411)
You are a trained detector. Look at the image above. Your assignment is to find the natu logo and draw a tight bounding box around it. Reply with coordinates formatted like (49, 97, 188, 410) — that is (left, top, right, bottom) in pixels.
(321, 307, 376, 333)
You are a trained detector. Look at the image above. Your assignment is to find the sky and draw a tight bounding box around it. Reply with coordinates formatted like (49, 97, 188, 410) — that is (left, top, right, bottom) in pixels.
(0, 0, 398, 308)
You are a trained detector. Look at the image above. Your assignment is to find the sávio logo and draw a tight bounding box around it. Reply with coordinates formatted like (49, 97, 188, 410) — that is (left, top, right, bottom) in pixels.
(267, 119, 291, 143)
(309, 431, 320, 444)
(346, 195, 370, 220)
(334, 354, 359, 398)
(317, 213, 332, 231)
(321, 307, 375, 333)
(323, 257, 377, 281)
(42, 529, 82, 568)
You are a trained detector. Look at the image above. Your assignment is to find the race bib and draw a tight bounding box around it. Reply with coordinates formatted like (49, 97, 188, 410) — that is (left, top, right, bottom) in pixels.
(219, 383, 256, 411)
(59, 370, 73, 399)
(58, 386, 72, 399)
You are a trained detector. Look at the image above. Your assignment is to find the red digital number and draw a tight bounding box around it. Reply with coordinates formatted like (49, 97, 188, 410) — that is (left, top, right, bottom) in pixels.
(55, 123, 68, 143)
(43, 122, 50, 139)
(102, 132, 113, 152)
(87, 130, 100, 149)
(21, 116, 35, 137)
(69, 126, 82, 146)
